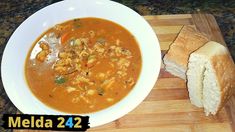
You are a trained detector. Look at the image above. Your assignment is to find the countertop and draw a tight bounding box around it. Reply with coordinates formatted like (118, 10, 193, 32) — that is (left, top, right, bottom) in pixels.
(0, 0, 234, 131)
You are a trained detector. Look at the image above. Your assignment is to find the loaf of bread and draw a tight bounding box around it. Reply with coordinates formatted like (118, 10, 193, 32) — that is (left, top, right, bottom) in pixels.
(187, 41, 235, 115)
(163, 25, 209, 80)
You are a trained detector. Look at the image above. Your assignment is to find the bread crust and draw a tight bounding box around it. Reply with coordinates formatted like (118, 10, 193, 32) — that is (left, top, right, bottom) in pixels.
(210, 51, 235, 114)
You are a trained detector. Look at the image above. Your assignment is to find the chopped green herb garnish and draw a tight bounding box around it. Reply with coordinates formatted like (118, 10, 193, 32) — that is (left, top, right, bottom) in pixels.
(97, 87, 104, 96)
(73, 18, 80, 22)
(74, 24, 81, 28)
(97, 38, 106, 44)
(55, 76, 66, 84)
(73, 19, 81, 28)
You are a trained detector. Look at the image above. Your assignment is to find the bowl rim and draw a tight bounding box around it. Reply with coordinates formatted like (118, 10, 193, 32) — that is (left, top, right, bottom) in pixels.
(1, 0, 161, 127)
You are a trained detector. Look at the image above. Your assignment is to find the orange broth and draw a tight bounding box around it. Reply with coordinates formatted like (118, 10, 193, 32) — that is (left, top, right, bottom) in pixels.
(25, 18, 142, 113)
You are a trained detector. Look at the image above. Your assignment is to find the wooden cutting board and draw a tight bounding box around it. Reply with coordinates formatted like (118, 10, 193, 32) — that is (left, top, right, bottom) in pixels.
(15, 14, 234, 132)
(88, 14, 235, 132)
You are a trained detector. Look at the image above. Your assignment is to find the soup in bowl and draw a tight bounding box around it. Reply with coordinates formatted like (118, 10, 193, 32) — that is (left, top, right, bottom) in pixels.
(25, 17, 142, 114)
(1, 0, 161, 127)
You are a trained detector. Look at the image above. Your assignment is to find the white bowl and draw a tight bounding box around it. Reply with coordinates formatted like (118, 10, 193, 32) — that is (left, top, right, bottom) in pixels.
(1, 0, 161, 127)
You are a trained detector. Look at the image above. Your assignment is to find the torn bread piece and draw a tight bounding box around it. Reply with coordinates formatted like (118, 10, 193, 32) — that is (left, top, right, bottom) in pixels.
(163, 25, 209, 80)
(187, 41, 235, 115)
(186, 52, 206, 107)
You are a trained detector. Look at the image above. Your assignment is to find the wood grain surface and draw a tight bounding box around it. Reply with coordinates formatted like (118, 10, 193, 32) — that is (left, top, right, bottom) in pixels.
(15, 14, 234, 132)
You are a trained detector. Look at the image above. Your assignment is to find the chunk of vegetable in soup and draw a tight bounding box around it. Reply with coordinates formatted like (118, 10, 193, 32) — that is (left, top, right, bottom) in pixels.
(25, 18, 142, 113)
